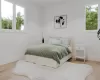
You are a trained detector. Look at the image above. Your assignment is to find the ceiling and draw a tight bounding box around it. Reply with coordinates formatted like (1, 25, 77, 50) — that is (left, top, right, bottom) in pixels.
(31, 0, 65, 2)
(7, 0, 99, 7)
(30, 0, 100, 7)
(30, 0, 67, 6)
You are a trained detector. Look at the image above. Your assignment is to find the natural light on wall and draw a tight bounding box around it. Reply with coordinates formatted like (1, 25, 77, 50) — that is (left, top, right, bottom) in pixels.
(0, 0, 25, 31)
(86, 4, 98, 30)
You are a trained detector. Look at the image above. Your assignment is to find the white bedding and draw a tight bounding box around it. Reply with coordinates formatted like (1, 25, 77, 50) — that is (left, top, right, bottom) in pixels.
(12, 60, 94, 80)
(24, 54, 72, 68)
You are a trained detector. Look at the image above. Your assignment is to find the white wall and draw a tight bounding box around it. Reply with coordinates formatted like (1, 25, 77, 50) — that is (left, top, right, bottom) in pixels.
(44, 0, 100, 61)
(1, 0, 100, 65)
(7, 0, 42, 44)
(0, 33, 28, 64)
(0, 0, 42, 65)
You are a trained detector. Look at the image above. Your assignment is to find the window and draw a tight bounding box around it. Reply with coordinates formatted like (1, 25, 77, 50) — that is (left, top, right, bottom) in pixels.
(86, 4, 98, 30)
(0, 0, 25, 31)
(16, 5, 24, 30)
(1, 0, 13, 29)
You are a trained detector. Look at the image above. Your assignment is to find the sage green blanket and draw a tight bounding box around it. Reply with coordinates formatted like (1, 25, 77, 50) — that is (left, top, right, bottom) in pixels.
(25, 44, 71, 64)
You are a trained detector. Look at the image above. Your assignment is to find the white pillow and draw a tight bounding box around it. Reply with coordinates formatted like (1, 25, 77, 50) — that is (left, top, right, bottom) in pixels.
(61, 38, 70, 46)
(48, 37, 61, 45)
(67, 46, 72, 53)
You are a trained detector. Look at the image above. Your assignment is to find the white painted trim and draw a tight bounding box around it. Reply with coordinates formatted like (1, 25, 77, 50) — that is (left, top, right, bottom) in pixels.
(84, 4, 99, 32)
(13, 3, 16, 30)
(0, 0, 1, 29)
(15, 4, 25, 31)
(0, 0, 26, 32)
(24, 7, 26, 31)
(85, 29, 98, 33)
(0, 29, 27, 33)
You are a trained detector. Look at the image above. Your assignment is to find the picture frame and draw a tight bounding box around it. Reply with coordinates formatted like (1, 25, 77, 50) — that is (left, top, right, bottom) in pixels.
(54, 15, 67, 29)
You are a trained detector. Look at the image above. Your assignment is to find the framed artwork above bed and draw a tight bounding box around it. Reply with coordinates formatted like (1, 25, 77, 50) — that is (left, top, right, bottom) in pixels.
(54, 15, 67, 29)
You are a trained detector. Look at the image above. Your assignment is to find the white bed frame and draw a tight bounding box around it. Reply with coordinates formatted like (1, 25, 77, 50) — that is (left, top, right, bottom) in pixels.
(25, 37, 74, 68)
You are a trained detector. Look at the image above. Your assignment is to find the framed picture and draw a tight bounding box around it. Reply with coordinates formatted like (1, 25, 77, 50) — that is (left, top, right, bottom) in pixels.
(54, 15, 67, 29)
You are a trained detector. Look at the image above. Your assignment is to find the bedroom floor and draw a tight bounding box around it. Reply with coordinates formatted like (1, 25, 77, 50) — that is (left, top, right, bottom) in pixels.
(0, 60, 100, 80)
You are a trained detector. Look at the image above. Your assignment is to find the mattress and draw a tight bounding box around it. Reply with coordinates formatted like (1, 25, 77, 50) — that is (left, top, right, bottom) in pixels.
(25, 54, 72, 68)
(9, 62, 95, 80)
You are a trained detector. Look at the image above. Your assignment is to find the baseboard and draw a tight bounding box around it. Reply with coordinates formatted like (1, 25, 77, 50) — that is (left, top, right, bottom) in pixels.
(87, 57, 100, 62)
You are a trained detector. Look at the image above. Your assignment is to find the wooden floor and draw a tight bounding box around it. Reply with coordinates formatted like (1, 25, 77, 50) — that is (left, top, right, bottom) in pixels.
(0, 60, 100, 80)
(0, 62, 16, 80)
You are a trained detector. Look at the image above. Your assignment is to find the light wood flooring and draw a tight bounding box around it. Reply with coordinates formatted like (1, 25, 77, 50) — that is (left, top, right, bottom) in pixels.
(0, 60, 100, 80)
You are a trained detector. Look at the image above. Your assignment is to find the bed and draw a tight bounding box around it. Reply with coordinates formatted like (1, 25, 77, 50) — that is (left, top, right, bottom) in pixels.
(25, 37, 73, 68)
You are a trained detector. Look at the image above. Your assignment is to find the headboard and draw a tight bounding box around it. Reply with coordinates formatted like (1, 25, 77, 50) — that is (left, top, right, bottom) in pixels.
(47, 37, 72, 46)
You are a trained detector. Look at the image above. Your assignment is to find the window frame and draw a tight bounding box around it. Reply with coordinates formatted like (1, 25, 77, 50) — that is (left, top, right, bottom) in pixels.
(16, 4, 25, 31)
(0, 0, 25, 32)
(85, 4, 99, 32)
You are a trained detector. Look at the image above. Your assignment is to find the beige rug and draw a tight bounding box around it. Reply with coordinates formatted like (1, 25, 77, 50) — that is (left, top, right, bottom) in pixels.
(0, 61, 99, 80)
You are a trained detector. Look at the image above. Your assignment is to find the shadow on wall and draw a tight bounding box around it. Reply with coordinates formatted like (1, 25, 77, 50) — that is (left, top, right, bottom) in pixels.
(25, 22, 42, 45)
(0, 33, 29, 65)
(0, 29, 42, 65)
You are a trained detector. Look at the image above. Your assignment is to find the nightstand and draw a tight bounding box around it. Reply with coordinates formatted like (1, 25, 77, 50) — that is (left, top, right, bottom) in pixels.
(75, 46, 86, 62)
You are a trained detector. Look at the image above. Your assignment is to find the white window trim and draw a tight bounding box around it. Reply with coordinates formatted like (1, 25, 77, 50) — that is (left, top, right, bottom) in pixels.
(13, 3, 16, 30)
(16, 4, 26, 31)
(0, 0, 25, 32)
(0, 0, 1, 29)
(85, 4, 99, 33)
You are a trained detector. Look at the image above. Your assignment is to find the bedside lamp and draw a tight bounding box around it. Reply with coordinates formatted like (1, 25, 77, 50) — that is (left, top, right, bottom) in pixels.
(97, 29, 100, 40)
(42, 32, 44, 43)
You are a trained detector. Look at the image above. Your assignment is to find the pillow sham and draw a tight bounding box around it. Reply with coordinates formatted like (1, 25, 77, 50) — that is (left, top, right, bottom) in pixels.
(67, 46, 72, 53)
(48, 37, 62, 45)
(61, 38, 70, 46)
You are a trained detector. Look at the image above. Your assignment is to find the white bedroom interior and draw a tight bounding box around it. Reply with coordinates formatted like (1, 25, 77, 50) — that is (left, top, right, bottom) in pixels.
(0, 0, 100, 80)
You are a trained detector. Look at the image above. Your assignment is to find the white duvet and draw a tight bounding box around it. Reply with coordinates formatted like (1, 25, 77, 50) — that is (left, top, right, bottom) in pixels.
(13, 60, 93, 80)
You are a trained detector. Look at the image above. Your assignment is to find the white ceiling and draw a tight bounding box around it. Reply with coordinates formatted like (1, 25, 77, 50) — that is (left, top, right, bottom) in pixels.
(30, 0, 67, 6)
(31, 0, 65, 2)
(30, 0, 100, 7)
(8, 0, 100, 7)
